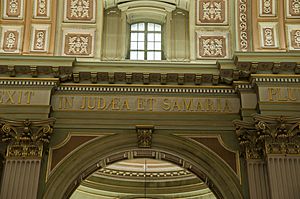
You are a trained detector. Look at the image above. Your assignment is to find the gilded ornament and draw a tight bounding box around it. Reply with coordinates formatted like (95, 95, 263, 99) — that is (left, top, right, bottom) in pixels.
(0, 118, 55, 158)
(136, 126, 154, 148)
(234, 115, 300, 159)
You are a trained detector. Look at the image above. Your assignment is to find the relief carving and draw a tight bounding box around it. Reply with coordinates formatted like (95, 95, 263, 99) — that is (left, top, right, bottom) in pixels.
(290, 0, 300, 16)
(2, 30, 19, 52)
(263, 28, 275, 47)
(66, 0, 94, 21)
(234, 115, 300, 159)
(64, 33, 92, 55)
(34, 30, 46, 51)
(199, 36, 226, 57)
(0, 118, 55, 158)
(238, 0, 250, 51)
(6, 0, 20, 17)
(35, 0, 49, 17)
(291, 30, 300, 49)
(136, 126, 154, 148)
(197, 0, 226, 24)
(263, 0, 272, 14)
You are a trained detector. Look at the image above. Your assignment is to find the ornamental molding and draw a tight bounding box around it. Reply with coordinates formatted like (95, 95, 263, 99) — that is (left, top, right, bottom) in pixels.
(56, 85, 236, 94)
(233, 115, 300, 159)
(0, 118, 56, 158)
(136, 125, 154, 148)
(97, 167, 192, 180)
(0, 54, 300, 85)
(237, 0, 250, 51)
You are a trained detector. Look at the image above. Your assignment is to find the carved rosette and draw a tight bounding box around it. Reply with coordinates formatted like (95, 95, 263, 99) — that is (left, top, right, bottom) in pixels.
(0, 118, 55, 158)
(234, 115, 300, 159)
(136, 125, 154, 148)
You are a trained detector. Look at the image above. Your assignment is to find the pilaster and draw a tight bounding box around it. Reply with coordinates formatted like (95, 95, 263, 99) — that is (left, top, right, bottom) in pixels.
(234, 115, 300, 199)
(0, 118, 55, 199)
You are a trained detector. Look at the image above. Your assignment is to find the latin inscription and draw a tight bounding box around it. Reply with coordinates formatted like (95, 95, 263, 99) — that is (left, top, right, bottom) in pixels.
(53, 95, 240, 113)
(0, 90, 34, 105)
(265, 87, 300, 102)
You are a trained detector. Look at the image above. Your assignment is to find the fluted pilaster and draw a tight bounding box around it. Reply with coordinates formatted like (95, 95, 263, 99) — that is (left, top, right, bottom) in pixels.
(0, 118, 55, 199)
(247, 160, 270, 199)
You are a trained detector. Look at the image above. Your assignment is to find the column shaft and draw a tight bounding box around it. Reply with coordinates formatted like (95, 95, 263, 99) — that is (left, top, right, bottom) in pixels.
(0, 159, 41, 199)
(247, 160, 270, 199)
(267, 156, 300, 199)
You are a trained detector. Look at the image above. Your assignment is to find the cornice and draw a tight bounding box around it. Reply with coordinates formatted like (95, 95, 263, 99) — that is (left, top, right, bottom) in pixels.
(56, 84, 236, 94)
(0, 53, 299, 86)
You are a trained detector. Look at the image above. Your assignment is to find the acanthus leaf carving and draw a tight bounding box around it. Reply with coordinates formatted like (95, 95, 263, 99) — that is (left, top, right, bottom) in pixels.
(234, 115, 300, 159)
(0, 118, 56, 158)
(136, 125, 154, 148)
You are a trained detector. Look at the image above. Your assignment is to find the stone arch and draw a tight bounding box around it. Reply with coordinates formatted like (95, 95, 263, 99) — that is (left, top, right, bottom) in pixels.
(42, 133, 243, 199)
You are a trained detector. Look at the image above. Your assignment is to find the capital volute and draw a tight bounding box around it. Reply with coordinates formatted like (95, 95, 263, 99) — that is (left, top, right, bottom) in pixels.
(0, 118, 56, 158)
(234, 115, 300, 159)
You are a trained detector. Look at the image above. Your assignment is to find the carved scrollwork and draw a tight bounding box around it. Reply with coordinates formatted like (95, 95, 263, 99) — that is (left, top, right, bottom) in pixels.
(0, 118, 55, 158)
(136, 125, 154, 148)
(234, 115, 300, 159)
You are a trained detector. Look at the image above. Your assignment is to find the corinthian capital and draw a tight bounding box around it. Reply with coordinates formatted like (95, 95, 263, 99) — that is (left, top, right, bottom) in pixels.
(0, 118, 55, 158)
(233, 115, 300, 159)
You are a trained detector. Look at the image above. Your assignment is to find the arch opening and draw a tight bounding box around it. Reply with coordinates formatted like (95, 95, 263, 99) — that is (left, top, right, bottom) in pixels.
(42, 134, 243, 199)
(70, 158, 217, 199)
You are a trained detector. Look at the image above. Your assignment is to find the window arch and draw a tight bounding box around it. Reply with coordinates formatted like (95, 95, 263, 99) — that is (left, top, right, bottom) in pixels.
(129, 22, 162, 60)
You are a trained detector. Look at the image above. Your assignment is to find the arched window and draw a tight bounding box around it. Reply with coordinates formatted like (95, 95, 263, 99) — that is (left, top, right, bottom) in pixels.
(129, 22, 162, 60)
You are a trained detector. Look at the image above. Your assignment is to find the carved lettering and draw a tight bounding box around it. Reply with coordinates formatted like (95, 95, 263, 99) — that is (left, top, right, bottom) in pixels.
(59, 96, 74, 109)
(0, 90, 35, 105)
(53, 95, 239, 113)
(267, 88, 299, 102)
